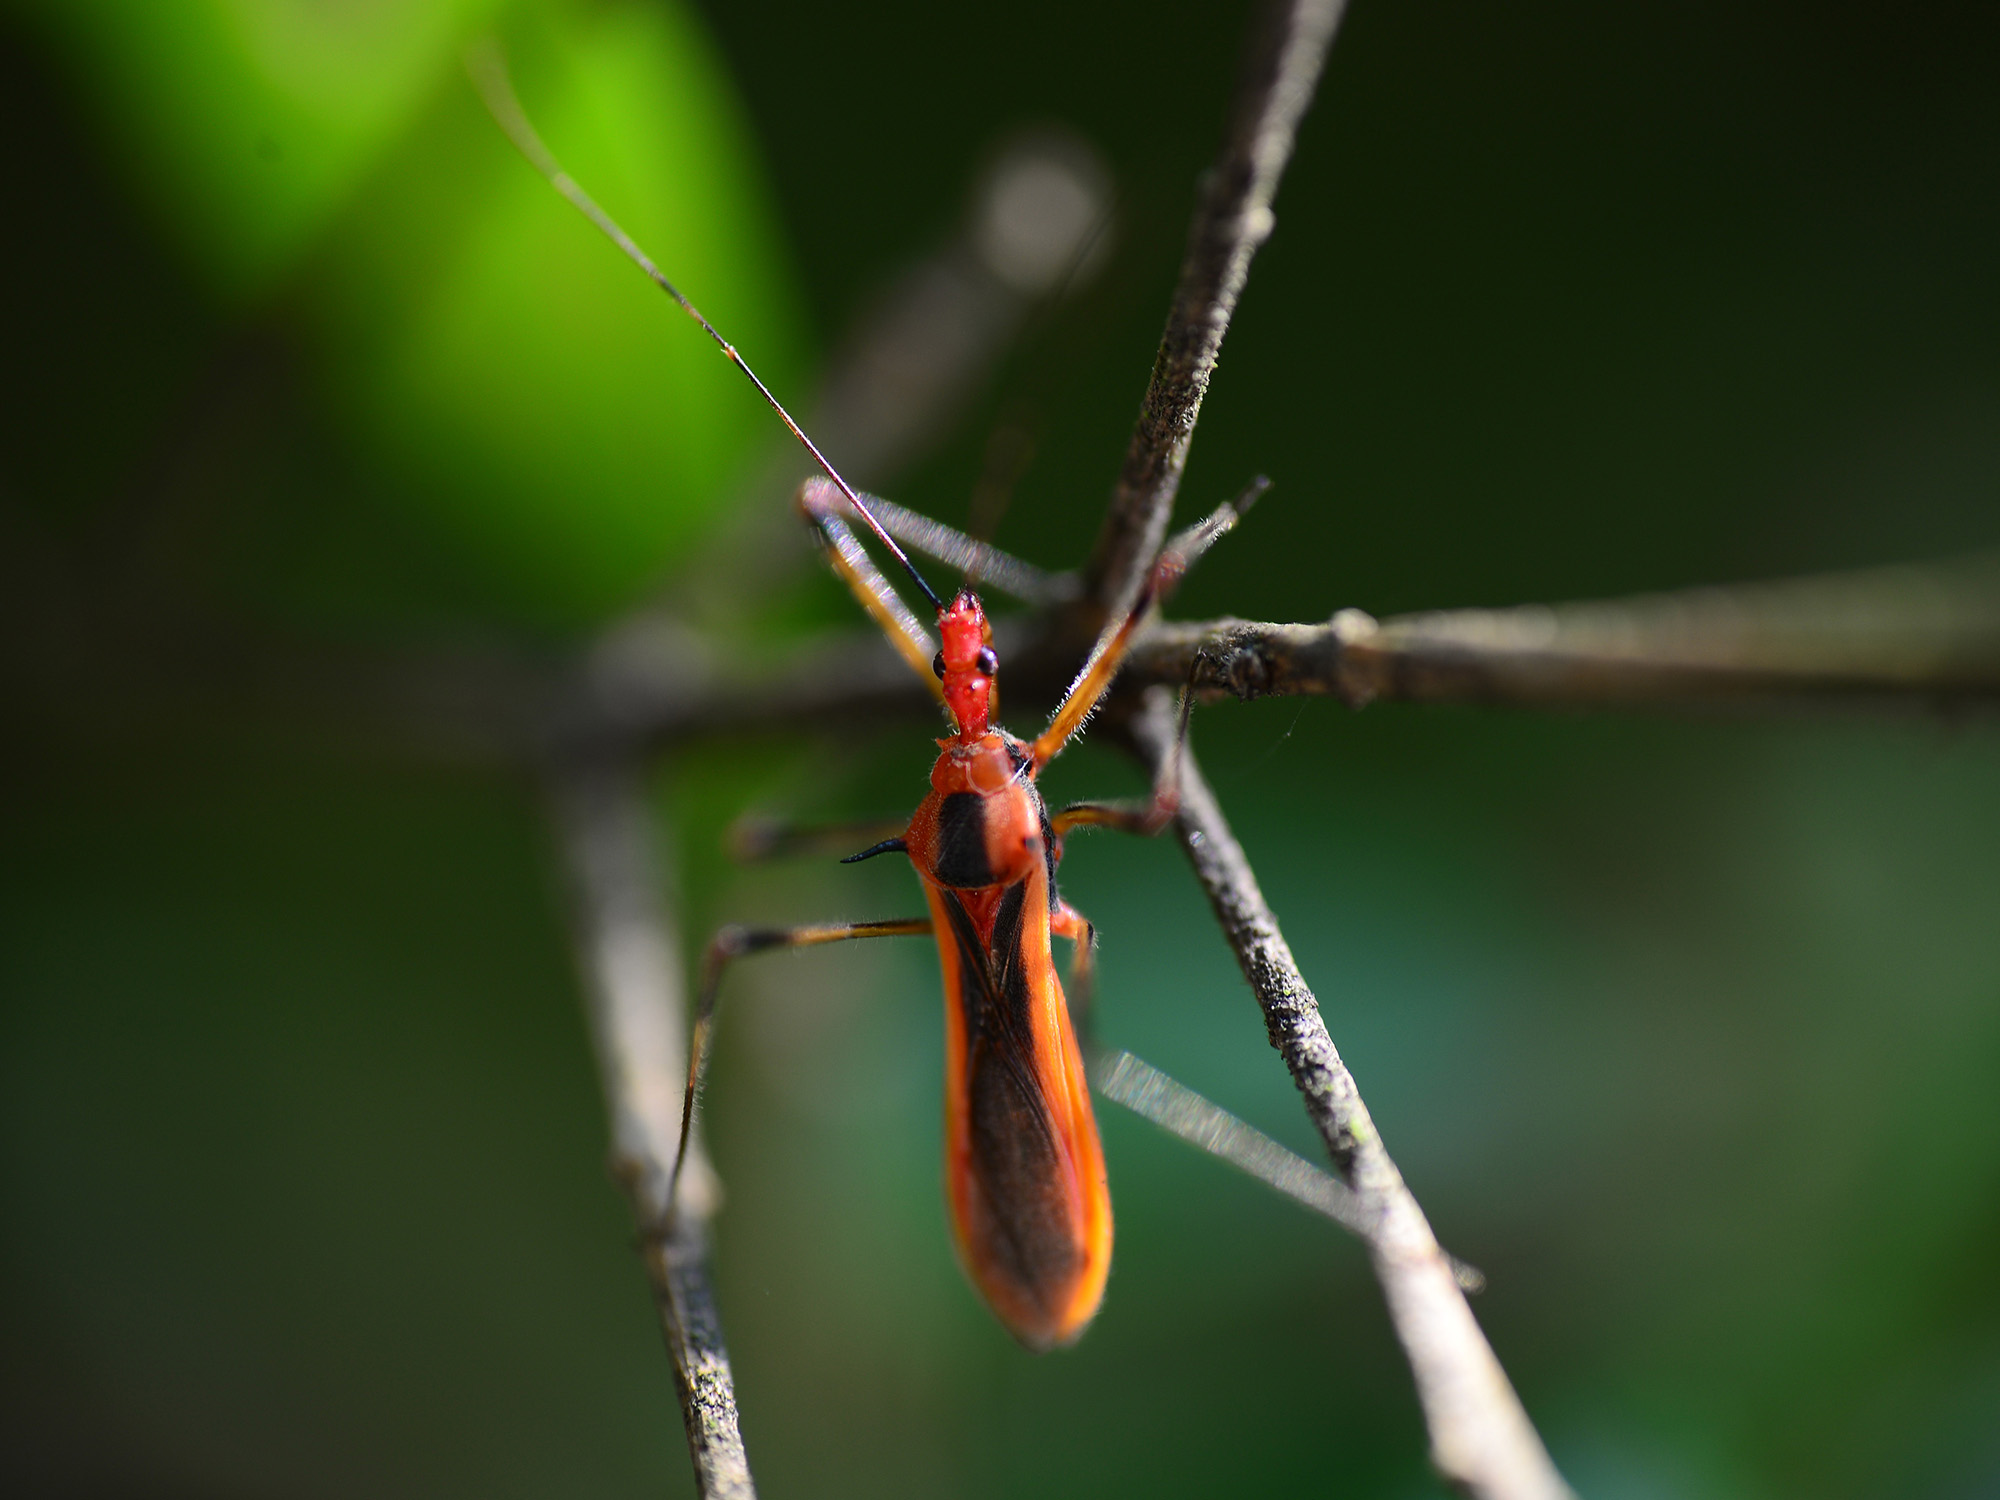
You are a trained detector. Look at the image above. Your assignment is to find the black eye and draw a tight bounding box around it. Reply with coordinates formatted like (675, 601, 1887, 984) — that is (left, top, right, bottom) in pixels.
(931, 650, 947, 679)
(975, 647, 999, 676)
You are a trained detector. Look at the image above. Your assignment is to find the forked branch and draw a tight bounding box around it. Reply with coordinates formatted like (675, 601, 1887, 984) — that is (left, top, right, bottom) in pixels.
(548, 758, 752, 1500)
(460, 8, 1985, 1498)
(1085, 0, 1351, 618)
(544, 555, 2000, 756)
(1125, 697, 1572, 1500)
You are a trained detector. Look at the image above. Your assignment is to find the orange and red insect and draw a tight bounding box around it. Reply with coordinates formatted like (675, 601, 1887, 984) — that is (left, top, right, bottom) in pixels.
(905, 590, 1126, 1345)
(475, 50, 1226, 1349)
(681, 489, 1206, 1349)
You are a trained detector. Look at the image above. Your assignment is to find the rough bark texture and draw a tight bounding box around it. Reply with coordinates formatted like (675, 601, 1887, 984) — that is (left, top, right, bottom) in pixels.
(1128, 697, 1573, 1500)
(1126, 554, 2000, 712)
(550, 759, 753, 1500)
(1085, 0, 1350, 620)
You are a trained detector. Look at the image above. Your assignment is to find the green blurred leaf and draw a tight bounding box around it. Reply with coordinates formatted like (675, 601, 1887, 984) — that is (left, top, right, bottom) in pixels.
(303, 0, 804, 619)
(22, 0, 804, 621)
(15, 0, 506, 299)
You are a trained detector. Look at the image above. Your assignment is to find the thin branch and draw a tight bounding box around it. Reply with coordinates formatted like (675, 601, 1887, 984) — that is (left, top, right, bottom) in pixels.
(548, 757, 754, 1500)
(570, 554, 2000, 757)
(1124, 555, 2000, 710)
(1092, 1047, 1487, 1293)
(567, 612, 941, 752)
(1085, 0, 1350, 618)
(844, 490, 1078, 607)
(1124, 696, 1571, 1500)
(20, 550, 1991, 768)
(675, 132, 1114, 621)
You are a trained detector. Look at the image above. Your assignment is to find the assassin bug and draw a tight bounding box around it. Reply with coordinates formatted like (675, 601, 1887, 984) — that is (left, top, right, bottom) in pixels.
(470, 45, 1406, 1350)
(682, 488, 1246, 1349)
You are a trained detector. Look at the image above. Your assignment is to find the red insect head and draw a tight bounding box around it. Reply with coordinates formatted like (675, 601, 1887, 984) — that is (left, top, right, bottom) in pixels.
(936, 590, 997, 738)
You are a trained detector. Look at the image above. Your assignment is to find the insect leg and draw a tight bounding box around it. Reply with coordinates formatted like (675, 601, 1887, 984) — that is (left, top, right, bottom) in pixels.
(1050, 900, 1099, 1042)
(726, 813, 909, 865)
(1029, 476, 1267, 770)
(1050, 674, 1196, 845)
(671, 917, 933, 1209)
(796, 479, 946, 697)
(1052, 799, 1172, 840)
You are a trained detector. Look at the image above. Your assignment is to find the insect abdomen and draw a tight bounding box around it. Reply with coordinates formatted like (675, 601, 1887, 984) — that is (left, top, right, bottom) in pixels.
(928, 875, 1111, 1350)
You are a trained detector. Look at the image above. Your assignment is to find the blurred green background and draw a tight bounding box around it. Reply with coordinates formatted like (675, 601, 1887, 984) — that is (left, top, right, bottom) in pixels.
(3, 1, 1999, 1496)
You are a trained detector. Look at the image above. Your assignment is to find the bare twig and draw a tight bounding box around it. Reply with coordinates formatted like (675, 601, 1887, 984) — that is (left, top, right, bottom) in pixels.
(1125, 696, 1571, 1500)
(1086, 0, 1350, 618)
(548, 758, 753, 1500)
(12, 10, 1978, 1500)
(1091, 1047, 1487, 1293)
(16, 549, 1991, 770)
(567, 554, 2000, 758)
(1124, 555, 2000, 711)
(675, 131, 1112, 619)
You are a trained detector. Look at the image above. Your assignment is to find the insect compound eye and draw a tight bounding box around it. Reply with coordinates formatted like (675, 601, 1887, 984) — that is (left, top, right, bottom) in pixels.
(932, 650, 947, 679)
(975, 647, 999, 676)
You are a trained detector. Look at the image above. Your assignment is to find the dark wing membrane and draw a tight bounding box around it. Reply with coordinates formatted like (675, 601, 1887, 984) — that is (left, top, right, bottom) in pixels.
(932, 791, 995, 888)
(938, 884, 1083, 1310)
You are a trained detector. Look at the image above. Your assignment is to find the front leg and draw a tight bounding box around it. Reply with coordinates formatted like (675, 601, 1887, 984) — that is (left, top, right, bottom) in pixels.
(1049, 678, 1195, 850)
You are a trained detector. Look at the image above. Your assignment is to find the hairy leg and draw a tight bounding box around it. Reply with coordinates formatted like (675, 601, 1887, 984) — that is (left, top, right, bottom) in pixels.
(1030, 476, 1265, 769)
(671, 917, 933, 1206)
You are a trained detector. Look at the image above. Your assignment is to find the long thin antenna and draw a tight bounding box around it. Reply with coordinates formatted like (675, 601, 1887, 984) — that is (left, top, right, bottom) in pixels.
(466, 38, 946, 615)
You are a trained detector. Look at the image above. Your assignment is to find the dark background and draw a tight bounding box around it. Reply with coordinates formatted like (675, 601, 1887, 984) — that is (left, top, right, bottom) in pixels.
(4, 1, 1998, 1496)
